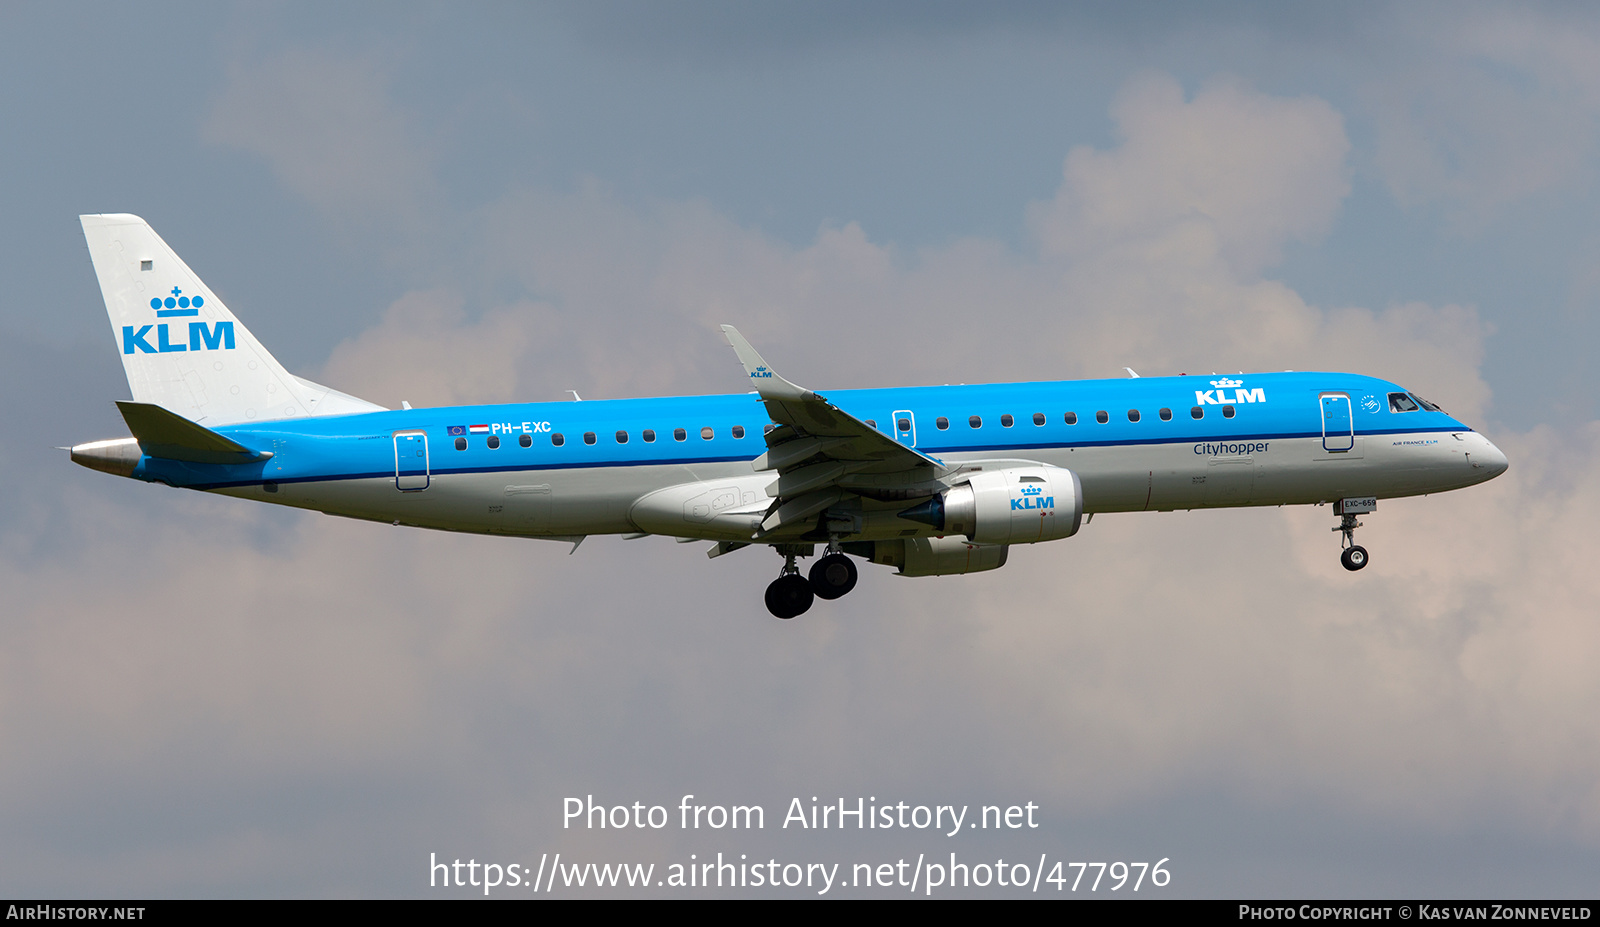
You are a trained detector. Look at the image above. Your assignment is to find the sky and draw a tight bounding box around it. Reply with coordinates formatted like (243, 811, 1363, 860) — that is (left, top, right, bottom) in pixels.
(2, 0, 1599, 898)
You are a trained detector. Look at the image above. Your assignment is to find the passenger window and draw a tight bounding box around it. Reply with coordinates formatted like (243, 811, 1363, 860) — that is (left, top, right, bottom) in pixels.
(936, 417, 949, 430)
(700, 426, 714, 440)
(866, 419, 877, 429)
(1222, 405, 1236, 419)
(1064, 412, 1078, 425)
(897, 417, 910, 431)
(674, 428, 687, 442)
(1032, 412, 1045, 426)
(454, 437, 467, 451)
(1388, 392, 1420, 412)
(1001, 414, 1014, 428)
(1127, 409, 1140, 423)
(763, 423, 774, 435)
(1190, 407, 1204, 420)
(519, 433, 532, 448)
(732, 425, 745, 438)
(643, 429, 656, 443)
(1095, 410, 1109, 424)
(615, 430, 628, 444)
(487, 435, 501, 449)
(552, 433, 565, 446)
(1159, 407, 1172, 421)
(969, 415, 982, 428)
(583, 432, 596, 445)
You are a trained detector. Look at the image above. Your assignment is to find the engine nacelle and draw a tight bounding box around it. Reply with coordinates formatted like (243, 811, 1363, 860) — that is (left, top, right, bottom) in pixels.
(900, 465, 1083, 545)
(845, 536, 1010, 576)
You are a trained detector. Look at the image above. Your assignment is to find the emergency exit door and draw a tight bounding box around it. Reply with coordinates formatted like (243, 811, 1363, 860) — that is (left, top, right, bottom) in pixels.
(892, 410, 917, 447)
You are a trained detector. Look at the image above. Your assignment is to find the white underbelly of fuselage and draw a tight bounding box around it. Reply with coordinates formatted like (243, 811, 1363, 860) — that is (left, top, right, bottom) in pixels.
(211, 430, 1496, 541)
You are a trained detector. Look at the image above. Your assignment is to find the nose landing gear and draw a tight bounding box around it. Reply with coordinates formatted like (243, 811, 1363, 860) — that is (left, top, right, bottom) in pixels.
(1339, 541, 1368, 571)
(1332, 497, 1376, 572)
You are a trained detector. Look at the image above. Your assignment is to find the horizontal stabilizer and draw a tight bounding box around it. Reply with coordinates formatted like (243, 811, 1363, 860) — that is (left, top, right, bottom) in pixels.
(116, 401, 273, 465)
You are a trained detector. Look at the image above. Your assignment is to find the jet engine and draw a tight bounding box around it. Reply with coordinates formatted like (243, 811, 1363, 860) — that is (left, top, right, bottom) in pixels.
(898, 465, 1083, 544)
(843, 535, 1010, 576)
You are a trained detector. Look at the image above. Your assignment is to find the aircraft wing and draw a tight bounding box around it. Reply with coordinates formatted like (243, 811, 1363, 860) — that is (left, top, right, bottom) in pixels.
(720, 325, 944, 536)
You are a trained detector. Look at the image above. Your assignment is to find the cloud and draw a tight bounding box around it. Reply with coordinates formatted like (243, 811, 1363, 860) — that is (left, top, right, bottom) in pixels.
(203, 47, 435, 228)
(319, 290, 558, 408)
(1031, 73, 1351, 278)
(1369, 6, 1600, 221)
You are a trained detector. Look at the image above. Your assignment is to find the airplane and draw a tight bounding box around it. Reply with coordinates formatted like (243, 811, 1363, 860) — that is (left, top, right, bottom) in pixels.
(69, 214, 1510, 619)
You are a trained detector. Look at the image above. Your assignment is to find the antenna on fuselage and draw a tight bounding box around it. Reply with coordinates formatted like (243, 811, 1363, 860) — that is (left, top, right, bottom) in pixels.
(568, 390, 583, 401)
(1124, 367, 1140, 378)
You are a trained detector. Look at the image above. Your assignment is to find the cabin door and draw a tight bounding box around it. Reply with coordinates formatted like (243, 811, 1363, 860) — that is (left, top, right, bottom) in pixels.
(394, 431, 430, 491)
(1320, 393, 1354, 452)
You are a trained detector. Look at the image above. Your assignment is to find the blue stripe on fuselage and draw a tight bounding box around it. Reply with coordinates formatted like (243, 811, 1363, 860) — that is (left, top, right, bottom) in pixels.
(139, 371, 1469, 489)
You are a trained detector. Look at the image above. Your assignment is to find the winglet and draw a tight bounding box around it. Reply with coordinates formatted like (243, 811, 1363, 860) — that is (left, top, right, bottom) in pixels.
(720, 325, 815, 402)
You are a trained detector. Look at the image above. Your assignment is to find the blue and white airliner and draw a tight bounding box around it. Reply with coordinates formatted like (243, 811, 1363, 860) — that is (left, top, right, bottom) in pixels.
(71, 215, 1509, 618)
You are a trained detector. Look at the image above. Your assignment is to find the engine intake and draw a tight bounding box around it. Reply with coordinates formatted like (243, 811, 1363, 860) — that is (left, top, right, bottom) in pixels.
(898, 465, 1083, 544)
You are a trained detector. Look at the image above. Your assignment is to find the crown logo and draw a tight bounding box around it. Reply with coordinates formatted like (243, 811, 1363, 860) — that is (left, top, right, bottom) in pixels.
(1020, 484, 1042, 495)
(150, 286, 203, 318)
(751, 365, 773, 378)
(1210, 377, 1242, 388)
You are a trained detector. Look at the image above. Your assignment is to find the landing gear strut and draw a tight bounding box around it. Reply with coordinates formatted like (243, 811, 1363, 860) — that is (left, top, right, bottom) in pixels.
(764, 549, 814, 619)
(1332, 498, 1374, 572)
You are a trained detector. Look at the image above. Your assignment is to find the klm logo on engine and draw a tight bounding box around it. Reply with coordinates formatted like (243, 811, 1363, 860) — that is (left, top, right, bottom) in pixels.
(1195, 376, 1266, 405)
(122, 287, 234, 354)
(1011, 483, 1054, 511)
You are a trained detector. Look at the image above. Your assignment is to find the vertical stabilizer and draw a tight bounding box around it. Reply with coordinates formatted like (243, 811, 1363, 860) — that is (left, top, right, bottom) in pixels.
(80, 214, 384, 425)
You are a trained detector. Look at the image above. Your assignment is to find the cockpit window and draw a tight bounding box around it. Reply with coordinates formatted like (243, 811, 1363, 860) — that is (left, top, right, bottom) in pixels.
(1388, 392, 1419, 412)
(1410, 393, 1443, 413)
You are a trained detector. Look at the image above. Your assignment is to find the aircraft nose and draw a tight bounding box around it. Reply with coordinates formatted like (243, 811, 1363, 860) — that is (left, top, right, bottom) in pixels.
(1475, 435, 1509, 478)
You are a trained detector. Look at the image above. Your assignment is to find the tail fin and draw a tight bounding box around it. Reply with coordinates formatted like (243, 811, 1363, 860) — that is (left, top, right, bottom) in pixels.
(80, 214, 384, 425)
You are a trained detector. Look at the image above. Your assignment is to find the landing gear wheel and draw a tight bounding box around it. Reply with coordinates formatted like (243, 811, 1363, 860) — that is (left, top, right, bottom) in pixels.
(809, 553, 858, 600)
(1341, 545, 1369, 572)
(765, 574, 815, 619)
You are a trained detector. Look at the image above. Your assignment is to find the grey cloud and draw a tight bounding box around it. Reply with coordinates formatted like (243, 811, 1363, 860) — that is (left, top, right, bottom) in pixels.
(1369, 6, 1600, 223)
(1031, 73, 1351, 278)
(203, 47, 437, 230)
(549, 0, 1379, 65)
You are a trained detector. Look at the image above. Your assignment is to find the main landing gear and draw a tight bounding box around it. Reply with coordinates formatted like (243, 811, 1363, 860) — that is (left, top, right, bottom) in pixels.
(764, 543, 860, 619)
(1332, 497, 1376, 572)
(810, 552, 858, 600)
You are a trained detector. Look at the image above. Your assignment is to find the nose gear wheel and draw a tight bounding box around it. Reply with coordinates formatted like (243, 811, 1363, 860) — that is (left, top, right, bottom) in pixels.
(1333, 512, 1370, 571)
